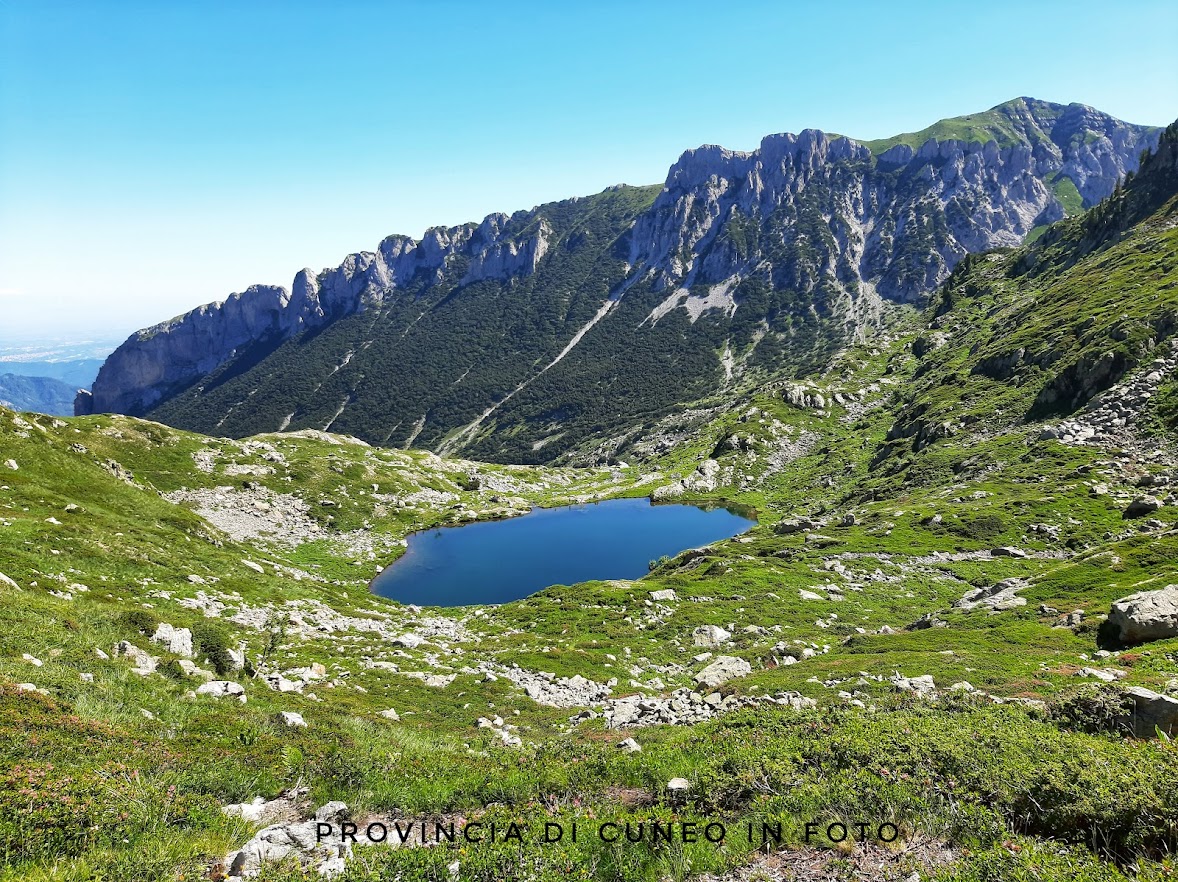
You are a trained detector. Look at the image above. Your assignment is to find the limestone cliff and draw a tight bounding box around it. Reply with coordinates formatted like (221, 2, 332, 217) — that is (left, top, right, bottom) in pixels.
(78, 99, 1160, 463)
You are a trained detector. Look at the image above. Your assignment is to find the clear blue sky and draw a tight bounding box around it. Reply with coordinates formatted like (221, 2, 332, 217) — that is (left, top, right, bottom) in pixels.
(1, 0, 1175, 342)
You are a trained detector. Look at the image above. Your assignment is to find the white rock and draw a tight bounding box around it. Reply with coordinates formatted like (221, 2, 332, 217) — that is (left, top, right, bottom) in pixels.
(379, 708, 400, 721)
(891, 673, 937, 695)
(177, 659, 214, 680)
(692, 625, 732, 648)
(694, 656, 751, 689)
(196, 680, 245, 698)
(114, 640, 158, 674)
(279, 711, 307, 728)
(223, 797, 268, 823)
(1108, 585, 1178, 644)
(151, 623, 194, 658)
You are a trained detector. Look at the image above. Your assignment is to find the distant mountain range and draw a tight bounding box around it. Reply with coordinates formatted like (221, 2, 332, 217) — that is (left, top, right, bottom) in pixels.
(77, 98, 1161, 463)
(0, 373, 79, 416)
(0, 358, 104, 389)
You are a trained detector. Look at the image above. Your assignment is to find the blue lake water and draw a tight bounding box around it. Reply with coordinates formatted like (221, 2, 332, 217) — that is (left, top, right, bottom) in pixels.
(371, 496, 755, 607)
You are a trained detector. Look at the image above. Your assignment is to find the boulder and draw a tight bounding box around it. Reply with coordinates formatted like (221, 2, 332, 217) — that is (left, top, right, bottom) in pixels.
(692, 625, 732, 648)
(649, 589, 677, 602)
(197, 680, 245, 698)
(955, 578, 1027, 611)
(225, 819, 335, 878)
(891, 673, 936, 696)
(774, 517, 814, 535)
(278, 711, 307, 728)
(177, 659, 215, 681)
(315, 801, 349, 823)
(114, 640, 158, 675)
(1123, 496, 1163, 518)
(1107, 585, 1178, 644)
(379, 708, 400, 721)
(151, 623, 194, 658)
(1076, 667, 1127, 683)
(617, 737, 642, 752)
(263, 674, 304, 694)
(991, 546, 1028, 559)
(1125, 686, 1178, 738)
(694, 656, 751, 689)
(222, 797, 270, 823)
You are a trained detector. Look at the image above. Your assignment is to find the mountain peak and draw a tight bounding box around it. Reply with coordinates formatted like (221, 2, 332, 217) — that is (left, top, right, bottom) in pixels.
(79, 102, 1161, 464)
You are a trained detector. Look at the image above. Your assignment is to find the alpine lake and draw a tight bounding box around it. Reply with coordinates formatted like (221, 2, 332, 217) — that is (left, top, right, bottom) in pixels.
(371, 496, 755, 606)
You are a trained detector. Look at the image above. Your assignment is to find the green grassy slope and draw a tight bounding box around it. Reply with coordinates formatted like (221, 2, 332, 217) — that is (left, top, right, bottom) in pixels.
(0, 128, 1176, 882)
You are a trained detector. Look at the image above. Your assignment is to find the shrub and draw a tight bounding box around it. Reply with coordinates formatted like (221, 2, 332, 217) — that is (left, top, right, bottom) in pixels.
(0, 763, 217, 861)
(190, 623, 235, 677)
(117, 609, 160, 636)
(948, 514, 1005, 541)
(1048, 685, 1135, 736)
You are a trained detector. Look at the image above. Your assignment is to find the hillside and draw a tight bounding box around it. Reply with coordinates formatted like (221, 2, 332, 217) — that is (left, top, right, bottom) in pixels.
(77, 99, 1159, 463)
(0, 373, 78, 416)
(2, 122, 1177, 882)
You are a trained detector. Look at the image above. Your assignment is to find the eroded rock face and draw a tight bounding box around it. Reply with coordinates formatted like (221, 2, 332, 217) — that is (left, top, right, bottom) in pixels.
(79, 99, 1158, 459)
(1108, 585, 1178, 644)
(80, 219, 558, 418)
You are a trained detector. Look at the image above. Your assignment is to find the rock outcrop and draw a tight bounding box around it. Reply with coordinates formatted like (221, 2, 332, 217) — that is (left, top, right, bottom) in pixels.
(79, 99, 1158, 463)
(1126, 686, 1178, 738)
(1108, 585, 1178, 644)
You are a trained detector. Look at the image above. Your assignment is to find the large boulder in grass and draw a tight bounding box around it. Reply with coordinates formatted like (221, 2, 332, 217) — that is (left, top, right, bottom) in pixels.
(1107, 585, 1178, 644)
(151, 623, 194, 658)
(693, 656, 751, 689)
(1125, 686, 1178, 738)
(692, 625, 732, 648)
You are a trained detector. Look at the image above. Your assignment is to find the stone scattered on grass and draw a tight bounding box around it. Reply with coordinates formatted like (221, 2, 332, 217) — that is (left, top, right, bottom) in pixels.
(1108, 585, 1178, 644)
(694, 656, 751, 689)
(692, 625, 732, 648)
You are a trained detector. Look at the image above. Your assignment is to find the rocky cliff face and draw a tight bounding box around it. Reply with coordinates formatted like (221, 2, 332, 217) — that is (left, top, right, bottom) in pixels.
(78, 99, 1160, 461)
(77, 214, 558, 416)
(620, 98, 1158, 320)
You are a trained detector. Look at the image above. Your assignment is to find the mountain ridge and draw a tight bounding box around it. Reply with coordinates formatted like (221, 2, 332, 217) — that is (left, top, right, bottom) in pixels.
(77, 99, 1161, 463)
(4, 118, 1178, 882)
